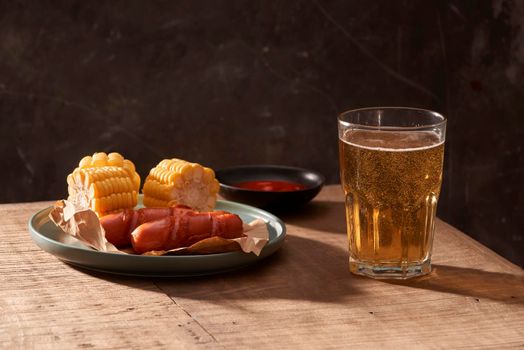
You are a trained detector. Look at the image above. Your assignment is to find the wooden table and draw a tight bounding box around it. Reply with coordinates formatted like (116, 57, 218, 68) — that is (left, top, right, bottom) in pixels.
(1, 185, 523, 349)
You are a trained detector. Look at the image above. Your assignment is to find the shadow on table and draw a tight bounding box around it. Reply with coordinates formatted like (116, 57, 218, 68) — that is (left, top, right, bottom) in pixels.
(385, 264, 524, 304)
(279, 200, 347, 235)
(69, 234, 368, 303)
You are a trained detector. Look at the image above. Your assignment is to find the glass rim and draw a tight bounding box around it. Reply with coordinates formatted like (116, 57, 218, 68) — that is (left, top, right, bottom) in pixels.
(338, 106, 447, 130)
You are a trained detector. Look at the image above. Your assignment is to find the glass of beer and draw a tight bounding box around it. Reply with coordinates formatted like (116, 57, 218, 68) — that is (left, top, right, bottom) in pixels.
(338, 107, 446, 279)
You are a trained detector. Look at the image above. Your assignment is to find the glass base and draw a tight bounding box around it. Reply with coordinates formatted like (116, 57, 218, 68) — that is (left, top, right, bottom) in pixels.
(349, 259, 431, 280)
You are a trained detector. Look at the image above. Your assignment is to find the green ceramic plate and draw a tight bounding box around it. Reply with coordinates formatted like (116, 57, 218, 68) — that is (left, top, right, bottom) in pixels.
(28, 199, 286, 277)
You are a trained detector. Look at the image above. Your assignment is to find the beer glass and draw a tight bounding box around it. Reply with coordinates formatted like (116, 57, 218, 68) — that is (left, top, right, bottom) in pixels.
(338, 107, 446, 279)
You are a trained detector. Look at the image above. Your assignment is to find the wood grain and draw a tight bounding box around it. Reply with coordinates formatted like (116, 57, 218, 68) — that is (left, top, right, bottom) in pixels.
(1, 186, 522, 349)
(0, 202, 218, 349)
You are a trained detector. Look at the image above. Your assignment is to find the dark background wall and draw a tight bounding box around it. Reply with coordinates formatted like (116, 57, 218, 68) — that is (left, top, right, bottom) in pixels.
(1, 0, 523, 266)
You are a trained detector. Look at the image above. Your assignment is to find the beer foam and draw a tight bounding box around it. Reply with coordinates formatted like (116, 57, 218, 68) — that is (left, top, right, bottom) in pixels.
(341, 130, 443, 152)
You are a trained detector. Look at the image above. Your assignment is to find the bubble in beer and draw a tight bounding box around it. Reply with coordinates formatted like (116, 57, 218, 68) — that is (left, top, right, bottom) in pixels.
(339, 129, 444, 264)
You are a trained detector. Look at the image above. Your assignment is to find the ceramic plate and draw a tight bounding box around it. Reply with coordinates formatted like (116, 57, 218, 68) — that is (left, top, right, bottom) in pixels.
(28, 199, 286, 277)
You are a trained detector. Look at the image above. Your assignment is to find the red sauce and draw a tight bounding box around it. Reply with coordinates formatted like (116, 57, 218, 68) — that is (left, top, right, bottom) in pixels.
(234, 180, 306, 192)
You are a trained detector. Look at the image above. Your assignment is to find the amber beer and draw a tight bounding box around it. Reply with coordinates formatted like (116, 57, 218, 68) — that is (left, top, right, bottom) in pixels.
(339, 128, 444, 278)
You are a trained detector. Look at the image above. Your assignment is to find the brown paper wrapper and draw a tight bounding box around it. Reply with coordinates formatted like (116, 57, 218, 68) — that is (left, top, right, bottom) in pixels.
(49, 200, 269, 256)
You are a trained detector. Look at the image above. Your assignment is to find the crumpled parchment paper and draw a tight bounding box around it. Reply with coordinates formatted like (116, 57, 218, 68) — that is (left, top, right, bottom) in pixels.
(49, 200, 269, 256)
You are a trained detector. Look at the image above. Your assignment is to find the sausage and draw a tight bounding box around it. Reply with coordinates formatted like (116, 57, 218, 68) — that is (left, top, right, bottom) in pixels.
(130, 212, 244, 254)
(99, 205, 194, 247)
(99, 209, 136, 247)
(99, 205, 241, 251)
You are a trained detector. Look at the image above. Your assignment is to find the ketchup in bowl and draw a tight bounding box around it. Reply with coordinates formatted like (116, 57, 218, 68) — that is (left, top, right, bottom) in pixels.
(233, 180, 306, 192)
(216, 165, 324, 210)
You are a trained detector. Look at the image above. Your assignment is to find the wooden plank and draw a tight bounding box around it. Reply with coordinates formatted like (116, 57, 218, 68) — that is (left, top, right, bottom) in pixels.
(0, 202, 219, 350)
(155, 185, 524, 349)
(0, 186, 522, 349)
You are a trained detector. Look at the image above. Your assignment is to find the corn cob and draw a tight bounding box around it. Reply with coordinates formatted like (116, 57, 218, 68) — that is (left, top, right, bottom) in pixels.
(142, 158, 219, 211)
(66, 152, 141, 216)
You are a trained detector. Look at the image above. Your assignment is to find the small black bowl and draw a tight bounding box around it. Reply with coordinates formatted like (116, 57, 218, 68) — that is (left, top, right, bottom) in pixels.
(215, 165, 325, 211)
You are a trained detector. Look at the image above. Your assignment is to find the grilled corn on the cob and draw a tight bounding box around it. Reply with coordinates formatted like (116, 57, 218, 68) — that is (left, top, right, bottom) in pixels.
(142, 158, 219, 211)
(67, 152, 141, 216)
